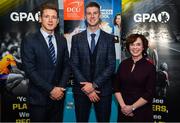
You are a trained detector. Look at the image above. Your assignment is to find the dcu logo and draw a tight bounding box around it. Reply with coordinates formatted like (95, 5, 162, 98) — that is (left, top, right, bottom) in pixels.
(66, 1, 83, 13)
(64, 0, 84, 20)
(134, 11, 170, 23)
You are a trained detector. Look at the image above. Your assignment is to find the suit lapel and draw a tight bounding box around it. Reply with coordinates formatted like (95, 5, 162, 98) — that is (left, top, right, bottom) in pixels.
(81, 31, 90, 64)
(37, 31, 55, 65)
(37, 31, 50, 55)
(55, 34, 61, 65)
(96, 30, 104, 64)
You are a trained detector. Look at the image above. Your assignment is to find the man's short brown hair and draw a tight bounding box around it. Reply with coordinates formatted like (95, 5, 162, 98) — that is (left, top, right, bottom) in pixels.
(85, 1, 100, 13)
(40, 2, 58, 17)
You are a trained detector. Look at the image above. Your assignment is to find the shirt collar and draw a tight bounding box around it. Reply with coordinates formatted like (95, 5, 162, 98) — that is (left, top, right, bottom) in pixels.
(87, 28, 100, 38)
(40, 28, 54, 39)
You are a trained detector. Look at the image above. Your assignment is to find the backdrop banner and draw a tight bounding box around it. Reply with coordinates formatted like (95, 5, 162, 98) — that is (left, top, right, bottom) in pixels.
(0, 0, 58, 122)
(1, 0, 180, 122)
(121, 0, 180, 122)
(63, 0, 121, 122)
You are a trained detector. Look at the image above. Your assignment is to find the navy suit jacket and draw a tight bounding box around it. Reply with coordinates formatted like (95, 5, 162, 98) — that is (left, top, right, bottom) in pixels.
(21, 31, 70, 105)
(70, 30, 116, 96)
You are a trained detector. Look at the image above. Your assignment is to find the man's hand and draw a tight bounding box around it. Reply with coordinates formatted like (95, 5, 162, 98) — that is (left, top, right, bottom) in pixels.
(50, 87, 65, 100)
(80, 82, 94, 94)
(87, 90, 100, 102)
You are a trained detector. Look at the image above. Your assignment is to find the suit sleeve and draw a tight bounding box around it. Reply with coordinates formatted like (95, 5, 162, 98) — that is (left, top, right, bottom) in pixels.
(93, 35, 116, 88)
(58, 36, 70, 88)
(70, 35, 87, 83)
(113, 64, 121, 92)
(21, 36, 53, 93)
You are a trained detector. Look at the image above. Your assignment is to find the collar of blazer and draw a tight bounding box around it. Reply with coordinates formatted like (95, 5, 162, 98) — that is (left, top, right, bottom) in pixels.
(79, 29, 107, 65)
(37, 31, 63, 65)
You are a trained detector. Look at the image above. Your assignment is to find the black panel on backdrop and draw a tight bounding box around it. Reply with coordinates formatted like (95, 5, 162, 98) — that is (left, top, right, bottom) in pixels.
(0, 0, 58, 122)
(122, 0, 180, 122)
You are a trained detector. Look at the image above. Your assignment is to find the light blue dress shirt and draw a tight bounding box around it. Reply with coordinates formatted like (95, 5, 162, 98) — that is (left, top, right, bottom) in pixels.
(87, 29, 100, 49)
(40, 28, 57, 59)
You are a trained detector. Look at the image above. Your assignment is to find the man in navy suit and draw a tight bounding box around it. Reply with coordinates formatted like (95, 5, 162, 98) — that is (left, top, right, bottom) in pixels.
(70, 2, 116, 122)
(21, 2, 70, 122)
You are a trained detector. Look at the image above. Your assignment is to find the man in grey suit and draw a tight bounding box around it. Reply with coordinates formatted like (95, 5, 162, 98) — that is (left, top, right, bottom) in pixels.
(70, 2, 116, 122)
(21, 2, 70, 122)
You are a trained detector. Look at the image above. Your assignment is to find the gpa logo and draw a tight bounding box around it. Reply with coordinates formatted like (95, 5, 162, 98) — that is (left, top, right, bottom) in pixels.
(10, 12, 40, 22)
(134, 11, 170, 23)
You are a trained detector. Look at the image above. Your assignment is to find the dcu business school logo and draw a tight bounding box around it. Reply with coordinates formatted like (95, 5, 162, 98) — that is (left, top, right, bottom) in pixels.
(64, 0, 84, 20)
(134, 11, 170, 23)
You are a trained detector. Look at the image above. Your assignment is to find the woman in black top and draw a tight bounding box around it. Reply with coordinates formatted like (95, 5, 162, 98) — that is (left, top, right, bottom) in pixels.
(114, 34, 156, 122)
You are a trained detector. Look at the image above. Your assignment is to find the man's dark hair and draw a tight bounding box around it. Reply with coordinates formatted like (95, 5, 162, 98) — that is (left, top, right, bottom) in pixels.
(85, 1, 100, 12)
(40, 2, 58, 17)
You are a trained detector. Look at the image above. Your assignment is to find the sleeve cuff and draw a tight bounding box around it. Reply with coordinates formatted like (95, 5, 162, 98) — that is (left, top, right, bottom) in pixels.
(92, 82, 98, 89)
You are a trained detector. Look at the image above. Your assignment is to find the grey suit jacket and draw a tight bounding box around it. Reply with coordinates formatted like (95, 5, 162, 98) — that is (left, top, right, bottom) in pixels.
(70, 30, 116, 96)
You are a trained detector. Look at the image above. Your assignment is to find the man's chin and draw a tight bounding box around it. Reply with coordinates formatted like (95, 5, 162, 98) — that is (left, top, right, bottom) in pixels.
(88, 23, 99, 27)
(46, 28, 55, 32)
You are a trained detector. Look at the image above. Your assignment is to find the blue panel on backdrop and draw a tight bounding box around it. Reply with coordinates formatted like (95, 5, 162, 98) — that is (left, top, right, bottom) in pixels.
(63, 87, 118, 122)
(63, 0, 121, 122)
